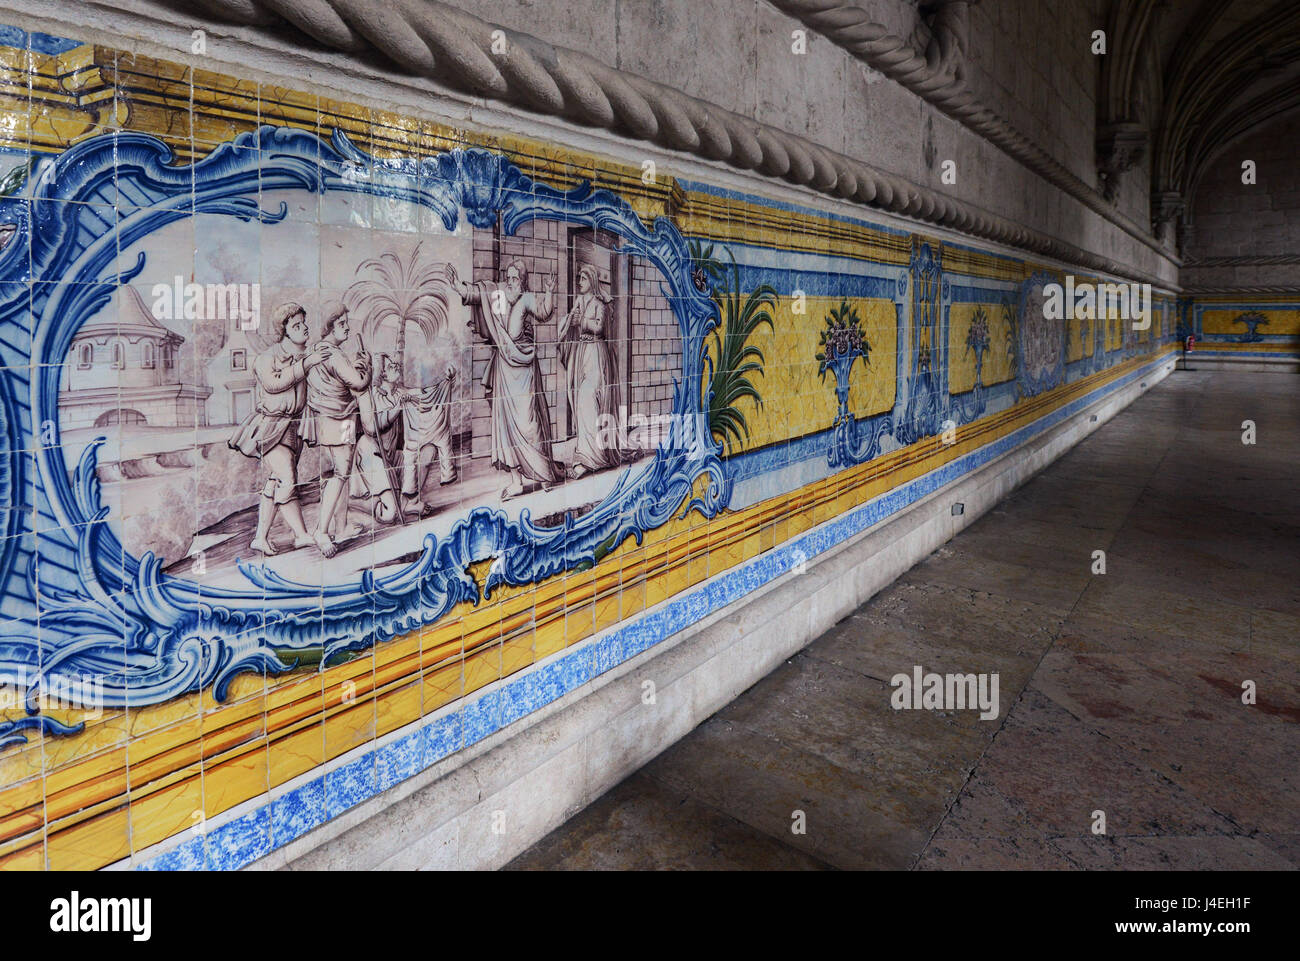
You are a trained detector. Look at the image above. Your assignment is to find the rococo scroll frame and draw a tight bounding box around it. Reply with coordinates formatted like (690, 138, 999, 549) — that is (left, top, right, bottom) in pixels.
(0, 126, 726, 748)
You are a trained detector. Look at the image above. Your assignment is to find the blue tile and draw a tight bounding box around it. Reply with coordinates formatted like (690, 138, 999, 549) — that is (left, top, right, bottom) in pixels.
(205, 807, 271, 870)
(498, 674, 533, 728)
(422, 711, 462, 766)
(560, 645, 593, 691)
(326, 754, 377, 820)
(271, 776, 325, 848)
(462, 689, 501, 746)
(624, 615, 661, 658)
(377, 730, 423, 791)
(590, 631, 624, 677)
(704, 579, 728, 612)
(139, 835, 204, 871)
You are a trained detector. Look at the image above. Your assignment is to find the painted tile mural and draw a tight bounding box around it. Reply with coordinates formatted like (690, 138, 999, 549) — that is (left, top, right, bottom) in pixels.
(1184, 301, 1300, 361)
(0, 28, 1183, 871)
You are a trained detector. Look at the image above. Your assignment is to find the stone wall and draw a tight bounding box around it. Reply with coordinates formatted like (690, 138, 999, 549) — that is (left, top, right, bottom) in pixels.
(1183, 112, 1300, 292)
(440, 0, 1176, 287)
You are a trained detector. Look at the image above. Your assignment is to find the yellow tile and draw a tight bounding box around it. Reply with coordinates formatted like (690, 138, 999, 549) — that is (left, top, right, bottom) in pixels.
(128, 687, 201, 738)
(43, 745, 127, 826)
(323, 700, 376, 761)
(127, 716, 202, 791)
(202, 743, 268, 818)
(321, 652, 375, 714)
(47, 803, 129, 870)
(564, 601, 594, 648)
(199, 693, 266, 761)
(501, 635, 534, 678)
(592, 576, 621, 634)
(461, 603, 502, 654)
(267, 670, 323, 719)
(268, 721, 325, 789)
(620, 566, 647, 621)
(0, 735, 43, 796)
(687, 541, 710, 588)
(375, 629, 421, 672)
(374, 679, 422, 738)
(533, 612, 566, 661)
(0, 774, 43, 842)
(463, 644, 501, 696)
(0, 829, 44, 871)
(421, 617, 464, 669)
(421, 661, 463, 715)
(39, 709, 129, 771)
(257, 82, 318, 130)
(644, 565, 670, 610)
(129, 764, 202, 853)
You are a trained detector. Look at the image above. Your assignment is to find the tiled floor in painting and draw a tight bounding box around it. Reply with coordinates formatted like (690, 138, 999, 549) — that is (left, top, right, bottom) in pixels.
(506, 370, 1300, 870)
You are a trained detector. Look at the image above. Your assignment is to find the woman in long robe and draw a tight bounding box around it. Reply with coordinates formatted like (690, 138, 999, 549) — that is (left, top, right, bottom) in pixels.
(559, 263, 620, 477)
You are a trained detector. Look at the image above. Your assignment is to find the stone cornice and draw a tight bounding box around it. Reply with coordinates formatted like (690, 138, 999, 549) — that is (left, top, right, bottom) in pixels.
(1183, 254, 1300, 267)
(765, 0, 1171, 260)
(1181, 285, 1300, 296)
(46, 0, 1169, 288)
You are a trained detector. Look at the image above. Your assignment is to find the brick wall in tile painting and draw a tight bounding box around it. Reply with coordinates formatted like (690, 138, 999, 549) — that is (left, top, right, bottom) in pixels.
(0, 27, 1182, 871)
(629, 256, 680, 423)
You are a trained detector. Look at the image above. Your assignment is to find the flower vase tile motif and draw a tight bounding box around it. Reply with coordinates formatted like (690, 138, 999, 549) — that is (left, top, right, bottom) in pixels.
(816, 300, 877, 468)
(947, 299, 1016, 397)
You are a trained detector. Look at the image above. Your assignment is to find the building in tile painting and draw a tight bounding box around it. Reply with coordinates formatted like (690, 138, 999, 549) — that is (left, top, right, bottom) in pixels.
(467, 220, 683, 461)
(203, 321, 261, 428)
(58, 285, 211, 429)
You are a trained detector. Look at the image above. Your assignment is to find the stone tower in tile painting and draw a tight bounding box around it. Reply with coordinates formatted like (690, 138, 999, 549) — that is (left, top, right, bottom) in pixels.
(58, 285, 211, 430)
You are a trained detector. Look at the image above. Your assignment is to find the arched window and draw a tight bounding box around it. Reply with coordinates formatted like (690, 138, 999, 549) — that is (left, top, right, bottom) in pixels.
(77, 343, 92, 369)
(112, 341, 124, 370)
(142, 340, 156, 369)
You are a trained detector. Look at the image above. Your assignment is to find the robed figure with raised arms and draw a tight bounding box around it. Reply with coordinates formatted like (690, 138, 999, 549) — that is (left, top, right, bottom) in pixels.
(456, 259, 559, 499)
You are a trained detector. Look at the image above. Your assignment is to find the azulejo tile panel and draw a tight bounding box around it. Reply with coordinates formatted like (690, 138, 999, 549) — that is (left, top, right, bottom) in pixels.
(0, 26, 1192, 871)
(1187, 302, 1300, 358)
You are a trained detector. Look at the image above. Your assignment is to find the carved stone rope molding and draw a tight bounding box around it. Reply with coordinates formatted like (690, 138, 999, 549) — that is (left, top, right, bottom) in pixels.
(766, 0, 1170, 259)
(1181, 286, 1300, 295)
(84, 0, 1172, 286)
(1183, 254, 1300, 267)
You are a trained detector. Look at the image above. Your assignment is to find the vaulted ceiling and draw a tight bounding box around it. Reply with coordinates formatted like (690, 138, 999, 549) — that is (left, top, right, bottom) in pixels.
(1097, 0, 1300, 242)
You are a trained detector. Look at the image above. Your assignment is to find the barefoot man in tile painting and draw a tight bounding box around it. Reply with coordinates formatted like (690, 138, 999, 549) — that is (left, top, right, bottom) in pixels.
(456, 260, 559, 499)
(228, 302, 330, 556)
(302, 304, 372, 557)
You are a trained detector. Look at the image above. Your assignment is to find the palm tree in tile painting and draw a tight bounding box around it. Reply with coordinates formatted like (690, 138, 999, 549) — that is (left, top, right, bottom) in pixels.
(690, 240, 777, 455)
(344, 242, 456, 383)
(1001, 296, 1017, 373)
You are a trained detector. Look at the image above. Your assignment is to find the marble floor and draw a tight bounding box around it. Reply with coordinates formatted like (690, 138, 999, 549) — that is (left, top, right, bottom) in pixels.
(506, 370, 1300, 870)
